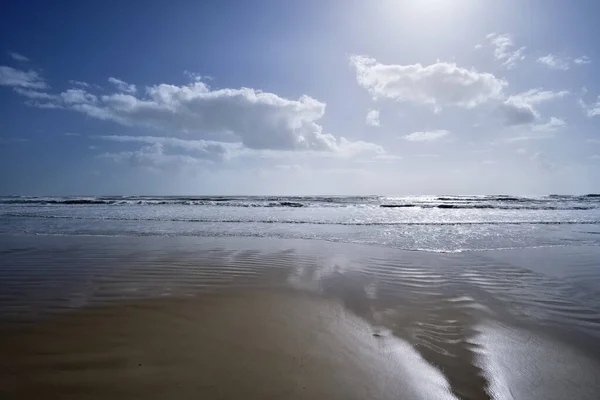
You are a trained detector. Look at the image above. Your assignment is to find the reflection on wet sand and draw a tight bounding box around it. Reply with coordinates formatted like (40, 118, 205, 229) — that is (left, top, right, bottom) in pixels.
(1, 235, 600, 399)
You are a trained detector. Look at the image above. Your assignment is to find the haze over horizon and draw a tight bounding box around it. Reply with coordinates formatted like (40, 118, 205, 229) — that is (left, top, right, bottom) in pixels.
(2, 0, 600, 195)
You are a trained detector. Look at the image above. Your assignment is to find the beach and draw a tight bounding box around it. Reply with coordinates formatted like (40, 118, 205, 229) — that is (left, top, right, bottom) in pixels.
(1, 290, 460, 400)
(1, 233, 600, 399)
(1, 196, 600, 399)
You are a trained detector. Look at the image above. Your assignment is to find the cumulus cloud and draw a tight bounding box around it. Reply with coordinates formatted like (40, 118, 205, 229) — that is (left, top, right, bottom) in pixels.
(403, 130, 450, 142)
(23, 79, 381, 155)
(60, 89, 99, 105)
(108, 77, 136, 94)
(497, 89, 569, 126)
(486, 33, 526, 69)
(8, 52, 30, 62)
(0, 66, 47, 89)
(350, 55, 505, 109)
(538, 54, 592, 70)
(365, 109, 380, 127)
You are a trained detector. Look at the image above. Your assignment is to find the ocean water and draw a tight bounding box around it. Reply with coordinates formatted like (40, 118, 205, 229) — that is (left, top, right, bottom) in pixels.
(2, 194, 600, 252)
(2, 195, 600, 399)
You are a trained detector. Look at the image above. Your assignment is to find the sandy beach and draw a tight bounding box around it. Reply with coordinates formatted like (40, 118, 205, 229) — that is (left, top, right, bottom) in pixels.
(2, 235, 600, 400)
(0, 289, 459, 400)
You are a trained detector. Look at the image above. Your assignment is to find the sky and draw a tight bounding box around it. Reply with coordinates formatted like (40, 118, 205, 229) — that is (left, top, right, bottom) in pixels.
(1, 0, 600, 195)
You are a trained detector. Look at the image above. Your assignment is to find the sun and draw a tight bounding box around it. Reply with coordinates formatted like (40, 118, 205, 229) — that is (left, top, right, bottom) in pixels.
(380, 0, 467, 28)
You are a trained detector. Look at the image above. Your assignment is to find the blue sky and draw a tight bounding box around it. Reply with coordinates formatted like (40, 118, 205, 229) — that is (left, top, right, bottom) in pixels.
(1, 0, 599, 195)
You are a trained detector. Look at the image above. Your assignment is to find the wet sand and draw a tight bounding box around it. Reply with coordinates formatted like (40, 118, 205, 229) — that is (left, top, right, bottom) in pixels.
(0, 289, 457, 400)
(2, 235, 600, 399)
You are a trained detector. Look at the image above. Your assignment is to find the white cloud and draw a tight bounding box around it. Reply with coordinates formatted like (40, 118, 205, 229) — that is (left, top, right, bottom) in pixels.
(497, 89, 569, 126)
(499, 116, 565, 143)
(538, 54, 592, 70)
(351, 53, 567, 129)
(333, 137, 384, 157)
(95, 135, 231, 162)
(580, 95, 600, 117)
(537, 54, 570, 70)
(350, 55, 505, 109)
(69, 80, 90, 88)
(502, 119, 563, 142)
(26, 79, 381, 155)
(503, 134, 555, 143)
(13, 87, 57, 100)
(509, 89, 570, 104)
(501, 117, 565, 143)
(515, 148, 527, 155)
(588, 139, 600, 144)
(486, 33, 526, 69)
(8, 52, 30, 62)
(64, 132, 81, 137)
(108, 77, 136, 94)
(99, 143, 210, 171)
(574, 56, 592, 65)
(68, 80, 103, 90)
(183, 70, 212, 82)
(532, 117, 566, 132)
(98, 139, 385, 173)
(365, 109, 380, 127)
(34, 102, 63, 109)
(61, 89, 98, 105)
(590, 154, 600, 160)
(0, 66, 47, 89)
(403, 130, 450, 142)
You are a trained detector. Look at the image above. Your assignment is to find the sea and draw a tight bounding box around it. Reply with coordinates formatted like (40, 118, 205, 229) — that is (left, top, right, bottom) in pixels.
(2, 194, 600, 399)
(2, 194, 600, 252)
